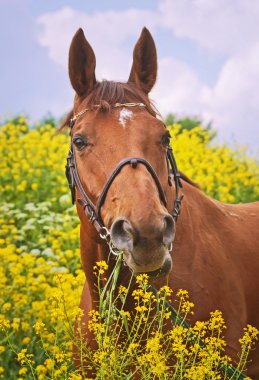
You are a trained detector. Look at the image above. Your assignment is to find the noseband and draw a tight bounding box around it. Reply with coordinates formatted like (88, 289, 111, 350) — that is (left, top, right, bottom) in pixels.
(65, 103, 183, 242)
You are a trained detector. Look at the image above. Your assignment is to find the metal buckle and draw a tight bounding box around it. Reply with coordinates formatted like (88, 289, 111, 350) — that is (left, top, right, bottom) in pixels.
(172, 195, 184, 219)
(99, 227, 110, 240)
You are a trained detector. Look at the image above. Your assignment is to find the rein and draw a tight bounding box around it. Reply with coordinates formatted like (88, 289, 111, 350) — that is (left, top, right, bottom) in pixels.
(66, 102, 183, 244)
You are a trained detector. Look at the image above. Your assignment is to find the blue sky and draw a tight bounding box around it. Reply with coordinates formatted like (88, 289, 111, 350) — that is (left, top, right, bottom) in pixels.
(1, 0, 259, 152)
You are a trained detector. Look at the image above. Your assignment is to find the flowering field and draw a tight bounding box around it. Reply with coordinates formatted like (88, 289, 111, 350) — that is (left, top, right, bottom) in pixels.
(0, 116, 258, 379)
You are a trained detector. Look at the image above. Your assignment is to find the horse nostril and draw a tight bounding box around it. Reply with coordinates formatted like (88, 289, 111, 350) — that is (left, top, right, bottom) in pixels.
(163, 214, 175, 246)
(110, 219, 134, 251)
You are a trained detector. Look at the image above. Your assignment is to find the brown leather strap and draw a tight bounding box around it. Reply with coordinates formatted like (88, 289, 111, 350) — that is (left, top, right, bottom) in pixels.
(95, 157, 167, 226)
(167, 146, 183, 219)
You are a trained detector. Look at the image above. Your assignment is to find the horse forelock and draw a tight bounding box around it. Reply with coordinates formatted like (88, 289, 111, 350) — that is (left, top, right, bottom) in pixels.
(59, 80, 158, 131)
(88, 81, 157, 114)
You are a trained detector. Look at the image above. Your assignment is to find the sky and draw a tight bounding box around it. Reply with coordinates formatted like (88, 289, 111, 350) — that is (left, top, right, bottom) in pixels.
(1, 0, 259, 152)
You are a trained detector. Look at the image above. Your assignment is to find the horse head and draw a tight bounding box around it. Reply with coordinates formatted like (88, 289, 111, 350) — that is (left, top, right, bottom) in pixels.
(65, 27, 181, 278)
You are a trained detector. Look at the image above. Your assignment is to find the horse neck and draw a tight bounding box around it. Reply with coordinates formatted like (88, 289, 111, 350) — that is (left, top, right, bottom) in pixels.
(173, 181, 225, 259)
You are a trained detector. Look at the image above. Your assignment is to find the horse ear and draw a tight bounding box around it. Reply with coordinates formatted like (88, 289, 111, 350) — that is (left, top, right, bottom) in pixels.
(69, 28, 96, 97)
(128, 27, 157, 93)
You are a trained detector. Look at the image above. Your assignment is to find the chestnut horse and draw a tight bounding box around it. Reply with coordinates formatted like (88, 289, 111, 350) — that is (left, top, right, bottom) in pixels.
(63, 27, 259, 378)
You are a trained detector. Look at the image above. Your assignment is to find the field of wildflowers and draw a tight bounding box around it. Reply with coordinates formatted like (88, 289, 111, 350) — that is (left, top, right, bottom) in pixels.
(0, 116, 258, 379)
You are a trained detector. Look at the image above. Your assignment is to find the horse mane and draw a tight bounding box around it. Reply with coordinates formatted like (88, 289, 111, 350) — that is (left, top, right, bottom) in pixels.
(60, 80, 158, 130)
(60, 80, 199, 190)
(179, 171, 200, 189)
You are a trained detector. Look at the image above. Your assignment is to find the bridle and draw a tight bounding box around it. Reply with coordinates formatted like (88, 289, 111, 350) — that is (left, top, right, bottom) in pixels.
(65, 102, 183, 244)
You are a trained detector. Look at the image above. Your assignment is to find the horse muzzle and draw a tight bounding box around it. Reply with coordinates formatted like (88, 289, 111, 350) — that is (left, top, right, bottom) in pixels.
(110, 215, 175, 277)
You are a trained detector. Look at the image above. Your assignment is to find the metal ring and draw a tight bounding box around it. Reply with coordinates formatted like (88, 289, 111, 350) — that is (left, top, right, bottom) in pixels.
(99, 227, 110, 240)
(109, 241, 122, 256)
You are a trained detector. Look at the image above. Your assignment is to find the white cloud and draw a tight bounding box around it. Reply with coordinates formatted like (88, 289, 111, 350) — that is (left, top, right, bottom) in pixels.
(154, 0, 259, 148)
(158, 0, 259, 56)
(205, 43, 259, 143)
(37, 6, 159, 80)
(151, 57, 209, 116)
(36, 2, 259, 149)
(152, 45, 259, 147)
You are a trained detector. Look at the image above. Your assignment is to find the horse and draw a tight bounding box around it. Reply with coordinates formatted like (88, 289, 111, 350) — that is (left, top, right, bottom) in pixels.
(62, 27, 259, 378)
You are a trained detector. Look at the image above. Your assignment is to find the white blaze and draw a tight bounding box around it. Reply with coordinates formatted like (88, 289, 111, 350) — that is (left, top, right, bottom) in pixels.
(119, 108, 133, 127)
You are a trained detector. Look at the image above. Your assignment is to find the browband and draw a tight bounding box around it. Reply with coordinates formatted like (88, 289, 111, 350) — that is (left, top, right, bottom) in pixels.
(70, 102, 146, 128)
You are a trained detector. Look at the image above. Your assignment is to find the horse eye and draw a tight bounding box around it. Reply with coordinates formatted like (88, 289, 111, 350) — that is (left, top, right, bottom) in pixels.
(161, 131, 171, 147)
(73, 136, 87, 150)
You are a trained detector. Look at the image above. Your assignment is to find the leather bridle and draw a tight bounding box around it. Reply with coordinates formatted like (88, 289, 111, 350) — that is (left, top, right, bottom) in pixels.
(65, 103, 183, 243)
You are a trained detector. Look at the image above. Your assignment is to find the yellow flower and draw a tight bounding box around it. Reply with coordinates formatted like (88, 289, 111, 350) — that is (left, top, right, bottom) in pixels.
(136, 273, 149, 285)
(120, 310, 131, 320)
(19, 367, 28, 375)
(33, 320, 46, 334)
(127, 342, 139, 354)
(118, 285, 128, 294)
(159, 285, 173, 296)
(44, 358, 54, 371)
(239, 324, 259, 346)
(3, 302, 11, 311)
(36, 365, 47, 375)
(31, 183, 39, 190)
(135, 305, 148, 312)
(177, 289, 188, 297)
(96, 260, 108, 270)
(69, 373, 83, 380)
(16, 180, 27, 192)
(17, 349, 28, 365)
(11, 317, 20, 331)
(0, 316, 10, 330)
(22, 336, 31, 345)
